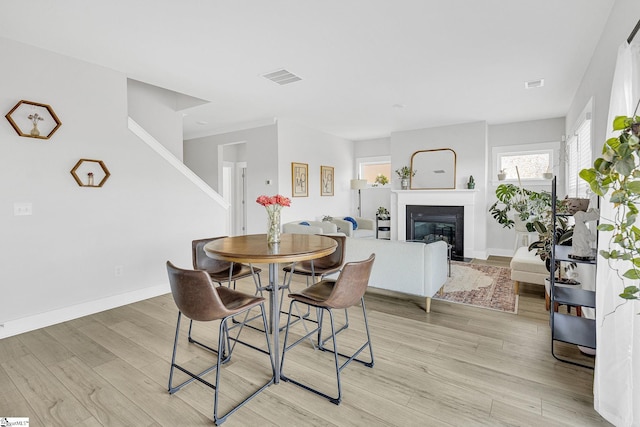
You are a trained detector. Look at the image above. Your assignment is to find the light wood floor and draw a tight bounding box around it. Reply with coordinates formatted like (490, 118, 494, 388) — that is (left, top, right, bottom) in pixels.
(0, 257, 610, 426)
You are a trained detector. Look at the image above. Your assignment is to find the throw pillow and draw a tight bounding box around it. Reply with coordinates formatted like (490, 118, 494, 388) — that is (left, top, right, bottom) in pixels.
(343, 216, 358, 230)
(299, 221, 310, 226)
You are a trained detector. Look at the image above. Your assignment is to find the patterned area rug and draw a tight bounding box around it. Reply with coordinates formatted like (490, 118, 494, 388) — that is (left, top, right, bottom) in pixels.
(434, 261, 518, 313)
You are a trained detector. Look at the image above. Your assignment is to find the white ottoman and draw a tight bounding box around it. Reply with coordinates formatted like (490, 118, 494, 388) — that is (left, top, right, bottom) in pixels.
(510, 246, 548, 294)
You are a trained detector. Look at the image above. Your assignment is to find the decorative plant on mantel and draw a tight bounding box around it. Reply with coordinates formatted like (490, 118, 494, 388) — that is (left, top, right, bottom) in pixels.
(395, 166, 416, 190)
(395, 166, 416, 179)
(580, 109, 640, 301)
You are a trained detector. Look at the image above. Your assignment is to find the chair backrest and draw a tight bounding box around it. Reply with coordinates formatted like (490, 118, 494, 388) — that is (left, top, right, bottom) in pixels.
(166, 261, 230, 321)
(192, 237, 232, 274)
(309, 234, 346, 270)
(323, 253, 375, 309)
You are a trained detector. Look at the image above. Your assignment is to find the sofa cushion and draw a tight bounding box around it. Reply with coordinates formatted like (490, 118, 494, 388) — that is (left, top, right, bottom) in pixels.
(352, 229, 375, 239)
(510, 247, 547, 275)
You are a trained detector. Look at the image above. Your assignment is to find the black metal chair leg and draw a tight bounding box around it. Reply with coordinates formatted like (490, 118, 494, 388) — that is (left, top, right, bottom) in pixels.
(168, 304, 274, 425)
(280, 299, 373, 405)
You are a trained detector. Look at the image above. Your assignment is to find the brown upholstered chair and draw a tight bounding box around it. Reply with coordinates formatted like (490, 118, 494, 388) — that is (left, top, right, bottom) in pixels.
(192, 237, 267, 295)
(282, 234, 346, 285)
(280, 235, 347, 329)
(280, 254, 375, 405)
(166, 261, 274, 425)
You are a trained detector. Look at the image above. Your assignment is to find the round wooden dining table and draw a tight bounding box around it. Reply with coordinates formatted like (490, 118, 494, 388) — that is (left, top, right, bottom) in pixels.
(204, 233, 337, 383)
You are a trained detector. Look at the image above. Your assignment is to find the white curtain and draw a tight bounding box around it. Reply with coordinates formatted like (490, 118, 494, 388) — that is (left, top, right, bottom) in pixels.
(594, 40, 640, 426)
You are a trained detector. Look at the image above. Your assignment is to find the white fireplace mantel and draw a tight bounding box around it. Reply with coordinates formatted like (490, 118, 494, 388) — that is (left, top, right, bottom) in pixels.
(391, 189, 477, 257)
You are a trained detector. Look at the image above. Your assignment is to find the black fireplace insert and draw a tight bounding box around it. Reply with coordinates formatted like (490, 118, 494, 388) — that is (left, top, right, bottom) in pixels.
(406, 205, 464, 260)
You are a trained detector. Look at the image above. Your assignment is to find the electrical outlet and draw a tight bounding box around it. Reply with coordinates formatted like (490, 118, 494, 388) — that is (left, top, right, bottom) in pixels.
(14, 202, 33, 216)
(114, 265, 124, 277)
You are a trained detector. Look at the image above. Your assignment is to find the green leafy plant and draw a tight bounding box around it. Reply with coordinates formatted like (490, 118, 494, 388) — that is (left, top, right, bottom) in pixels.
(489, 183, 552, 231)
(580, 111, 640, 300)
(376, 207, 389, 219)
(491, 182, 574, 277)
(528, 212, 575, 281)
(395, 166, 416, 179)
(373, 174, 389, 187)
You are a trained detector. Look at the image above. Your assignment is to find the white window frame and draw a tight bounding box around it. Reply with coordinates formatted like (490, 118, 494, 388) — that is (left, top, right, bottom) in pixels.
(491, 142, 560, 186)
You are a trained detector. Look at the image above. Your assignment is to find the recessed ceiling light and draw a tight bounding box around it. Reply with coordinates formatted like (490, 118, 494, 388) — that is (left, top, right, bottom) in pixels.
(196, 120, 208, 125)
(525, 79, 545, 89)
(392, 103, 406, 109)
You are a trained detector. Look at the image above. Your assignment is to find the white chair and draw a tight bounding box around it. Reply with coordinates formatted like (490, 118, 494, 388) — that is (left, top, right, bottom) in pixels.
(330, 217, 375, 238)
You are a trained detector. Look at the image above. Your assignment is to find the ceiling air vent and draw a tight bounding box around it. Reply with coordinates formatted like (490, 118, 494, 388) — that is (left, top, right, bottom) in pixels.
(524, 79, 545, 89)
(262, 69, 302, 85)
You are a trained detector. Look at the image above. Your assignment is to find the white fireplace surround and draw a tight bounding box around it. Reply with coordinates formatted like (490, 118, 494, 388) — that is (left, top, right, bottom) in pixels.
(391, 189, 477, 258)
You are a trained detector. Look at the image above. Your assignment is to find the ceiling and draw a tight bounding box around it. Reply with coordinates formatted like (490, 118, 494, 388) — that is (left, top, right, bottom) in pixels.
(0, 0, 615, 141)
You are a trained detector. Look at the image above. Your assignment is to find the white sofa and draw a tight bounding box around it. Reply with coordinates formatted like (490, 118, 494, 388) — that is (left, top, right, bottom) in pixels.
(282, 220, 339, 235)
(339, 237, 448, 312)
(330, 216, 375, 238)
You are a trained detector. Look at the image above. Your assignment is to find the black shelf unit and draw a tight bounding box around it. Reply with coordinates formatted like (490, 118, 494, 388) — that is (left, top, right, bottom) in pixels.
(549, 177, 596, 368)
(376, 217, 391, 239)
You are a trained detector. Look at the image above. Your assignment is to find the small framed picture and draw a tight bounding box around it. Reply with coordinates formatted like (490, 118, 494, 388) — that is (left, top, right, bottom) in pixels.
(321, 165, 334, 196)
(291, 162, 308, 197)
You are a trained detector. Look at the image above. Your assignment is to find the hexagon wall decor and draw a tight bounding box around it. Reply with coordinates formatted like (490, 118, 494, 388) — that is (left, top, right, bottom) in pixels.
(5, 100, 62, 139)
(70, 159, 110, 187)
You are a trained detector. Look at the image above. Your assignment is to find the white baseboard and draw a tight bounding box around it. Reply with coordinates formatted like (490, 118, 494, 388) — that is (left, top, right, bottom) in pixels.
(0, 283, 170, 340)
(472, 250, 489, 260)
(486, 248, 517, 258)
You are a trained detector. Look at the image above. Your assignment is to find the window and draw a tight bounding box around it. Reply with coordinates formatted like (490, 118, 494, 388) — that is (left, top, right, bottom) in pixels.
(499, 151, 552, 180)
(492, 142, 560, 185)
(356, 156, 391, 186)
(566, 113, 592, 198)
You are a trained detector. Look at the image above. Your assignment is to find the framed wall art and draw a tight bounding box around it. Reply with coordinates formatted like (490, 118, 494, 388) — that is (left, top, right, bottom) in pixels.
(320, 165, 334, 196)
(291, 162, 308, 197)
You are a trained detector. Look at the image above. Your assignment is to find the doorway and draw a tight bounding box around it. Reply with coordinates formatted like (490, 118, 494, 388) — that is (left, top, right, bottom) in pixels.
(220, 143, 248, 236)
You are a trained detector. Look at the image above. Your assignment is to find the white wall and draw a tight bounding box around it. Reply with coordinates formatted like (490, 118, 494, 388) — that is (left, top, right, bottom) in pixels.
(486, 117, 565, 255)
(390, 121, 488, 257)
(277, 119, 354, 222)
(184, 124, 279, 234)
(0, 38, 226, 338)
(354, 137, 390, 158)
(127, 79, 184, 160)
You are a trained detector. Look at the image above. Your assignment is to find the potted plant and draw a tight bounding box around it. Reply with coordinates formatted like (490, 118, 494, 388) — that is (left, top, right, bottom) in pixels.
(497, 169, 507, 180)
(528, 212, 576, 283)
(376, 207, 389, 220)
(580, 111, 640, 300)
(489, 183, 552, 231)
(395, 166, 416, 190)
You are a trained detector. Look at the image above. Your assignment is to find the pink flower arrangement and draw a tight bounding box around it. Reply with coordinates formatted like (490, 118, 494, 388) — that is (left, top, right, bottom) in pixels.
(256, 194, 291, 208)
(257, 195, 290, 244)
